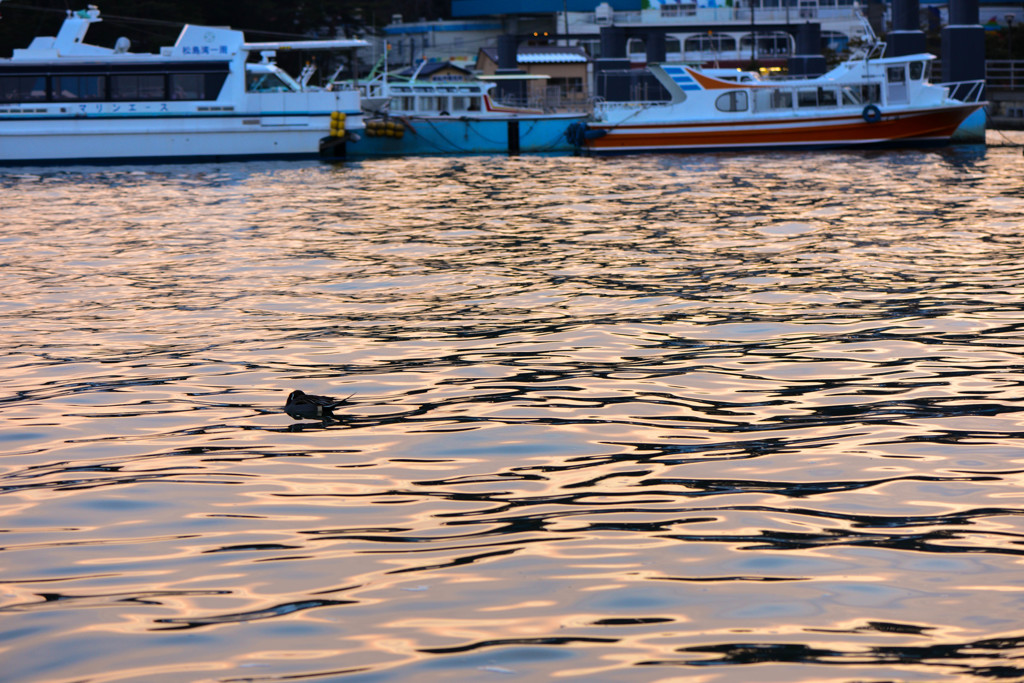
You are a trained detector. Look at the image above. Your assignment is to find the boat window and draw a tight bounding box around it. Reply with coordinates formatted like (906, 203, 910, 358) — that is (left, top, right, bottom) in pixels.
(399, 96, 415, 110)
(110, 74, 166, 100)
(419, 96, 442, 111)
(246, 72, 291, 93)
(0, 75, 47, 101)
(860, 83, 881, 103)
(170, 73, 202, 100)
(818, 88, 837, 106)
(797, 89, 818, 107)
(886, 66, 906, 83)
(53, 74, 105, 101)
(909, 61, 925, 80)
(715, 90, 748, 112)
(771, 89, 793, 108)
(841, 86, 862, 105)
(451, 96, 471, 112)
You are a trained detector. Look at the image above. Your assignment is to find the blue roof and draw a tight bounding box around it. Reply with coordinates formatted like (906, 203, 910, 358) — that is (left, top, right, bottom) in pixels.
(453, 0, 642, 17)
(385, 21, 501, 35)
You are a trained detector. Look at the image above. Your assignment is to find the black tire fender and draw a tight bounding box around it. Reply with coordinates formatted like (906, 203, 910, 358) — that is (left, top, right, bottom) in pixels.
(862, 104, 882, 123)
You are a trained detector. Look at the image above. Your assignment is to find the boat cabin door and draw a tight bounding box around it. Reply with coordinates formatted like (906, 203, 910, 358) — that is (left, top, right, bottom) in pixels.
(886, 65, 908, 105)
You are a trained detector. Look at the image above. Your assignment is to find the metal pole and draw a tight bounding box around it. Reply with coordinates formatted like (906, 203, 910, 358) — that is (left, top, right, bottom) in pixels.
(563, 0, 569, 46)
(750, 0, 756, 64)
(1009, 16, 1016, 90)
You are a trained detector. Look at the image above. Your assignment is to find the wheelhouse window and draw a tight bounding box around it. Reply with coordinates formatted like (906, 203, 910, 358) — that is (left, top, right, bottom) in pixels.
(247, 72, 292, 92)
(908, 61, 927, 80)
(0, 75, 46, 101)
(53, 74, 105, 100)
(715, 90, 748, 112)
(860, 83, 882, 103)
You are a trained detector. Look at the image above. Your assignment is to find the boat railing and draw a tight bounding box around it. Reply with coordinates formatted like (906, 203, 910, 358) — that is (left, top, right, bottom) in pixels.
(596, 99, 671, 114)
(938, 80, 986, 104)
(582, 5, 861, 24)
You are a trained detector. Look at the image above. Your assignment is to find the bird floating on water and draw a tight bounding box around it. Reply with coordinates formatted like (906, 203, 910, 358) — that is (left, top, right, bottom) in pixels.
(284, 390, 351, 420)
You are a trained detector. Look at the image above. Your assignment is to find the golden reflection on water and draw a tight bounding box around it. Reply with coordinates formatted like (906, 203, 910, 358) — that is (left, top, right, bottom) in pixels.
(4, 143, 1024, 680)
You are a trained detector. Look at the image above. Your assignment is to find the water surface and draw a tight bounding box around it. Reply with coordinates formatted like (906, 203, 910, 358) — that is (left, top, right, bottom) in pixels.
(3, 137, 1024, 682)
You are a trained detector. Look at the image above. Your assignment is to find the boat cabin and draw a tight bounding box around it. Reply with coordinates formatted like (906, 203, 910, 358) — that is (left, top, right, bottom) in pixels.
(386, 82, 488, 115)
(649, 54, 938, 116)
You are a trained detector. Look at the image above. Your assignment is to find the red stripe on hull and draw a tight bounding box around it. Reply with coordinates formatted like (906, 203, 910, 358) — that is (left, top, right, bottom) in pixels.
(585, 104, 982, 152)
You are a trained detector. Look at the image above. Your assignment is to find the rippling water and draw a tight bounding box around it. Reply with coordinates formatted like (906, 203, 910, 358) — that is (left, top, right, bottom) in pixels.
(4, 137, 1024, 682)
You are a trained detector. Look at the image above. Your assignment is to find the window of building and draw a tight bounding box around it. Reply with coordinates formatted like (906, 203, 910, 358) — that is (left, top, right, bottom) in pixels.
(684, 34, 736, 52)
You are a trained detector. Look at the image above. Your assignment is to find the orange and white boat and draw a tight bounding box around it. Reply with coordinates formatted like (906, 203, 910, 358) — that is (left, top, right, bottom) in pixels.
(570, 44, 985, 154)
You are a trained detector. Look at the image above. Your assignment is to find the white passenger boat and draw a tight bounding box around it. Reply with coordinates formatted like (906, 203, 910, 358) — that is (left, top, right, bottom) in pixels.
(570, 41, 986, 154)
(0, 3, 368, 164)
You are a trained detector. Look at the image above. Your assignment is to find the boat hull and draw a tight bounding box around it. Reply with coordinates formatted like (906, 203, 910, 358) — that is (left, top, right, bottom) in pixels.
(348, 114, 588, 157)
(0, 110, 363, 165)
(584, 103, 985, 153)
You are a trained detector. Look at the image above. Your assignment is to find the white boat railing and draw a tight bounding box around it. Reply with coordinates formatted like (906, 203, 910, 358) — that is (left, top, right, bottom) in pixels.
(938, 80, 986, 104)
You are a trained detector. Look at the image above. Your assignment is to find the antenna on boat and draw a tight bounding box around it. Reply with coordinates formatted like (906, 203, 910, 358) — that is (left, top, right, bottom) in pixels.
(411, 57, 427, 81)
(851, 2, 885, 61)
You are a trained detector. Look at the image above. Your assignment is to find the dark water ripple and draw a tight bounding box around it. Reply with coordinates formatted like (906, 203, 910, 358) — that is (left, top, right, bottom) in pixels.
(3, 139, 1024, 681)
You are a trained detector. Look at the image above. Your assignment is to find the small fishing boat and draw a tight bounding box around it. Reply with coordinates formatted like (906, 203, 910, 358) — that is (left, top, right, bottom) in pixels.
(0, 3, 368, 165)
(569, 39, 985, 154)
(345, 60, 588, 157)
